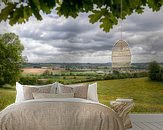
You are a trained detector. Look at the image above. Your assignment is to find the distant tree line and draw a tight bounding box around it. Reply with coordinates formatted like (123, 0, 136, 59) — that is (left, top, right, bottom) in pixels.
(19, 71, 148, 85)
(10, 61, 163, 86)
(148, 61, 163, 81)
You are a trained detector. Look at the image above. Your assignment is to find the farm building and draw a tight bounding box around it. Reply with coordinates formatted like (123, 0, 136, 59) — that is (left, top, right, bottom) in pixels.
(112, 40, 131, 69)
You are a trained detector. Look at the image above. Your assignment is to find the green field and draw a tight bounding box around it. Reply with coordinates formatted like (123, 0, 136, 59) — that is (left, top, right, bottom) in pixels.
(0, 87, 16, 110)
(0, 77, 163, 113)
(97, 78, 163, 113)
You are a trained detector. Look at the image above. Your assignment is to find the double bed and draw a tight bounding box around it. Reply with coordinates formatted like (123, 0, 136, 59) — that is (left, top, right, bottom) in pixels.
(0, 82, 130, 130)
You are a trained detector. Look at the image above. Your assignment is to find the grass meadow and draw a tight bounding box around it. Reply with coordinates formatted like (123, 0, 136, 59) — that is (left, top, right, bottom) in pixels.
(0, 77, 163, 113)
(0, 87, 16, 110)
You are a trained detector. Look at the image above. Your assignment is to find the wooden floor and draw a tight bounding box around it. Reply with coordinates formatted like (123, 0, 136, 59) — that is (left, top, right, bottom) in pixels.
(128, 114, 163, 130)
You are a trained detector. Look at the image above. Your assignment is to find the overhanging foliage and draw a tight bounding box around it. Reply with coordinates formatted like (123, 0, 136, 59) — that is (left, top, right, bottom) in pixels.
(0, 0, 163, 32)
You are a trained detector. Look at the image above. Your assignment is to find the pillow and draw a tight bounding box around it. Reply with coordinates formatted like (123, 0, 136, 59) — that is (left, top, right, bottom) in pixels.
(87, 82, 98, 102)
(24, 83, 57, 93)
(15, 82, 56, 102)
(33, 93, 74, 99)
(57, 83, 89, 99)
(23, 85, 52, 100)
(59, 85, 73, 93)
(57, 82, 86, 93)
(56, 82, 98, 102)
(15, 82, 24, 103)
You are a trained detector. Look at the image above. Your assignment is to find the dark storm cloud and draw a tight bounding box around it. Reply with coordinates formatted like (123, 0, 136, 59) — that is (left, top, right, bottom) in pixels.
(18, 13, 95, 41)
(123, 7, 163, 33)
(41, 18, 93, 33)
(18, 27, 78, 41)
(56, 43, 113, 53)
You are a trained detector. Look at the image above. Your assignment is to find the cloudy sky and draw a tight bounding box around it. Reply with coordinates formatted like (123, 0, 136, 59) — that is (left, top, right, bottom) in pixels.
(0, 6, 163, 63)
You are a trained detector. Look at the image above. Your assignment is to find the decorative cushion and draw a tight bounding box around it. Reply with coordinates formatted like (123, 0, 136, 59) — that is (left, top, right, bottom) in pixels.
(23, 85, 52, 100)
(58, 83, 89, 99)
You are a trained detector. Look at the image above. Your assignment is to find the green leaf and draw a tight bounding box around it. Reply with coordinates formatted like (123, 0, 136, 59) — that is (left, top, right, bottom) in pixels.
(88, 9, 105, 24)
(56, 2, 78, 18)
(100, 16, 112, 32)
(0, 3, 16, 22)
(23, 6, 33, 21)
(81, 0, 93, 12)
(99, 12, 118, 32)
(160, 0, 163, 4)
(148, 0, 161, 11)
(135, 7, 144, 14)
(94, 0, 106, 7)
(32, 0, 41, 10)
(9, 5, 33, 25)
(39, 0, 56, 14)
(29, 0, 42, 20)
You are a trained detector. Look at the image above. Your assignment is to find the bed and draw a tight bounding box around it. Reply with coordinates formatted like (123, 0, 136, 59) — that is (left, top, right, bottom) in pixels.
(0, 82, 126, 130)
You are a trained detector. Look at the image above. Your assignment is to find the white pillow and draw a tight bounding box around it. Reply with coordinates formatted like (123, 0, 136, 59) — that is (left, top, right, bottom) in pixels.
(15, 82, 24, 103)
(15, 82, 57, 103)
(87, 82, 99, 102)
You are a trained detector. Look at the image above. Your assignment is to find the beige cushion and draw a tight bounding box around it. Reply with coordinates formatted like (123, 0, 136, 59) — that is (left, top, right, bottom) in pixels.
(60, 85, 73, 93)
(23, 85, 52, 100)
(33, 93, 74, 99)
(59, 84, 89, 99)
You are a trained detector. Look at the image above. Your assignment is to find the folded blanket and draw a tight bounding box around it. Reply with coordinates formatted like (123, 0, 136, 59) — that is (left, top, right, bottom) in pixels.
(116, 99, 133, 102)
(110, 99, 134, 129)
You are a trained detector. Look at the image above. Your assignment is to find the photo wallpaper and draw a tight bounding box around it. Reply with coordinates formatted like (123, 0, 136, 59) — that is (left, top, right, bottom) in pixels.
(0, 2, 163, 114)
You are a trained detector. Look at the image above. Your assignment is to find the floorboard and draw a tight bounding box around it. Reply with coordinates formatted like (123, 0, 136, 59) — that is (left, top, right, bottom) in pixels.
(127, 114, 163, 130)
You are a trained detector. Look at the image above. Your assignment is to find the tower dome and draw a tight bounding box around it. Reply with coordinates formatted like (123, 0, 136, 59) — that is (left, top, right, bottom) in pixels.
(112, 40, 131, 68)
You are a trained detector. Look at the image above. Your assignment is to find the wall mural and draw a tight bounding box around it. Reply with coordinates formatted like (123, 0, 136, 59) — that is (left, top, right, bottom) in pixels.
(0, 1, 163, 130)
